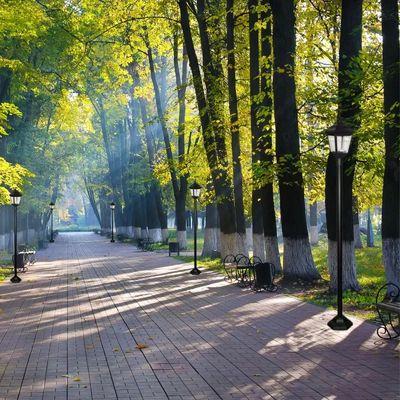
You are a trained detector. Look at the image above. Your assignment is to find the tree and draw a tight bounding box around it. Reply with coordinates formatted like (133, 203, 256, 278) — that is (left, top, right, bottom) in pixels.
(270, 0, 319, 280)
(381, 0, 399, 287)
(325, 0, 363, 292)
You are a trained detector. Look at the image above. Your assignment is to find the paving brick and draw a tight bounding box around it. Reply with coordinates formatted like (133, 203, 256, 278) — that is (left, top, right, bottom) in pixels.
(0, 232, 398, 400)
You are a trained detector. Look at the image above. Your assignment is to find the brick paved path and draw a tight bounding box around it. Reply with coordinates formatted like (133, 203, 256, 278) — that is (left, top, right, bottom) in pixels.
(0, 233, 398, 400)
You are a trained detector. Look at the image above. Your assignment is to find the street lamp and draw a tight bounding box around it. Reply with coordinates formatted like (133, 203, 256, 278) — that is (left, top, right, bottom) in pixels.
(10, 189, 22, 283)
(110, 202, 115, 243)
(327, 121, 353, 330)
(49, 202, 55, 243)
(189, 182, 201, 275)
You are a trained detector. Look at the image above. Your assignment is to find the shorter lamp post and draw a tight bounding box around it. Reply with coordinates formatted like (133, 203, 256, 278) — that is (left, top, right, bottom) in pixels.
(10, 189, 22, 283)
(110, 202, 115, 243)
(49, 202, 55, 243)
(189, 182, 201, 275)
(327, 122, 353, 331)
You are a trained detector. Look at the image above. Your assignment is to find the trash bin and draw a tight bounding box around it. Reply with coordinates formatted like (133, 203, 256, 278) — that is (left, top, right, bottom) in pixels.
(168, 242, 180, 256)
(12, 253, 25, 269)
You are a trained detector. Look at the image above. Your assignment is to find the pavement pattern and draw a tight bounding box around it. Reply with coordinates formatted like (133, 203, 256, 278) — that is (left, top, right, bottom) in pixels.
(0, 232, 398, 400)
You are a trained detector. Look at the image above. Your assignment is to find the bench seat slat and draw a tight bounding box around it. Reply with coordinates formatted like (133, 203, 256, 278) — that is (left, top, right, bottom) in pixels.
(377, 302, 400, 314)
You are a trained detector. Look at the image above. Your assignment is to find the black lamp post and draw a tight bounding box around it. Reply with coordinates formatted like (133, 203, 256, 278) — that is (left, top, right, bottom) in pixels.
(189, 182, 201, 275)
(327, 122, 353, 330)
(110, 202, 115, 243)
(49, 202, 55, 243)
(10, 189, 22, 283)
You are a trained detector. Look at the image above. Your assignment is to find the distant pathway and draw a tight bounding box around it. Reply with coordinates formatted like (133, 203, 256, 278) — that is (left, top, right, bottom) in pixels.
(0, 232, 398, 400)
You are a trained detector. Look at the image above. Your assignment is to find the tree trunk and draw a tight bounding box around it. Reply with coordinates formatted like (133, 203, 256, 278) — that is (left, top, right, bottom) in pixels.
(178, 0, 241, 258)
(271, 0, 319, 280)
(146, 188, 162, 242)
(260, 0, 282, 272)
(309, 202, 319, 246)
(227, 0, 246, 238)
(353, 197, 363, 249)
(381, 0, 400, 287)
(249, 0, 265, 260)
(367, 209, 375, 247)
(202, 203, 221, 257)
(326, 0, 363, 292)
(173, 36, 189, 250)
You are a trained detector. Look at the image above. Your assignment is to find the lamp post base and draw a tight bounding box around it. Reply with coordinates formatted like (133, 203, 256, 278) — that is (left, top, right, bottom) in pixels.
(190, 267, 201, 275)
(327, 314, 353, 330)
(10, 275, 21, 283)
(49, 239, 54, 243)
(110, 239, 115, 243)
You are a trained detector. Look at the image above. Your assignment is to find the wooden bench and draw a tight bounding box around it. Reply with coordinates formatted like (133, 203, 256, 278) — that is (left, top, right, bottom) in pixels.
(13, 245, 36, 272)
(376, 282, 400, 340)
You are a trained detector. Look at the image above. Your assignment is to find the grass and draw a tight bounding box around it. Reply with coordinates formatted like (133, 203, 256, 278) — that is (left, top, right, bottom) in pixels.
(294, 237, 385, 321)
(0, 267, 13, 282)
(174, 235, 385, 322)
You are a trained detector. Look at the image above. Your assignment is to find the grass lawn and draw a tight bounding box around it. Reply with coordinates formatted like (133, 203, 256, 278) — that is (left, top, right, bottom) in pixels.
(174, 234, 385, 322)
(0, 252, 13, 282)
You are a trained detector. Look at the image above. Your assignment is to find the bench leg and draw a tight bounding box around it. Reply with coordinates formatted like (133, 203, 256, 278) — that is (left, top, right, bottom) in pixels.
(377, 310, 400, 340)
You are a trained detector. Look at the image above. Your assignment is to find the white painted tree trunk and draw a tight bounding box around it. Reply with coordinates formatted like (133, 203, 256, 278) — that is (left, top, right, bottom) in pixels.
(201, 228, 220, 257)
(252, 233, 265, 260)
(177, 230, 187, 250)
(310, 225, 319, 246)
(265, 236, 282, 273)
(220, 232, 248, 259)
(0, 234, 6, 252)
(126, 226, 134, 238)
(353, 224, 363, 248)
(141, 228, 148, 239)
(161, 228, 169, 243)
(328, 240, 361, 292)
(148, 228, 162, 242)
(283, 237, 320, 280)
(133, 227, 142, 239)
(246, 227, 253, 250)
(382, 238, 400, 288)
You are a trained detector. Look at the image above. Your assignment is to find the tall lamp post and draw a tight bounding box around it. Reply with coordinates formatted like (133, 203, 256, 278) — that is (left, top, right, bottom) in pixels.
(49, 202, 55, 243)
(110, 202, 115, 243)
(189, 182, 201, 275)
(327, 122, 353, 330)
(10, 189, 22, 283)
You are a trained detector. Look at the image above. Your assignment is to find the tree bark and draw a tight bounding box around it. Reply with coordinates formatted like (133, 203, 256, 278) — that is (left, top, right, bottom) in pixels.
(202, 203, 221, 257)
(178, 0, 242, 258)
(353, 197, 363, 249)
(325, 0, 363, 291)
(249, 0, 265, 260)
(270, 0, 319, 280)
(309, 202, 319, 246)
(227, 0, 246, 238)
(259, 0, 282, 272)
(381, 0, 400, 288)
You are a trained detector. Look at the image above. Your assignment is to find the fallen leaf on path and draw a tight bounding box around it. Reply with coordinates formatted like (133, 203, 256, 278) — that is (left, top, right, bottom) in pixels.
(61, 374, 72, 378)
(112, 347, 120, 352)
(253, 374, 261, 377)
(73, 377, 81, 382)
(136, 343, 148, 350)
(85, 345, 94, 349)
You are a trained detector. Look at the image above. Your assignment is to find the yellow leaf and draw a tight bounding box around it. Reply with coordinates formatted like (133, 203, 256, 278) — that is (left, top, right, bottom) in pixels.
(136, 343, 148, 350)
(73, 377, 81, 382)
